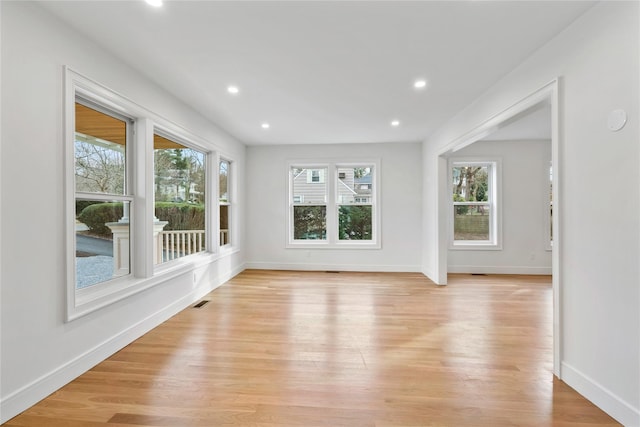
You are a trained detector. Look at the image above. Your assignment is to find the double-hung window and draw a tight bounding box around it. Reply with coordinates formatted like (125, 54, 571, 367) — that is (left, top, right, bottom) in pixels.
(450, 160, 500, 249)
(288, 161, 379, 247)
(74, 100, 133, 288)
(66, 68, 237, 320)
(291, 167, 328, 241)
(337, 167, 374, 241)
(153, 133, 207, 263)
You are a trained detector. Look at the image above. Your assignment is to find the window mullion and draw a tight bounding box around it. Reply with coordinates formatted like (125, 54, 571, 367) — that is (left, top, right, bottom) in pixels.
(133, 118, 153, 278)
(207, 152, 216, 254)
(326, 164, 337, 244)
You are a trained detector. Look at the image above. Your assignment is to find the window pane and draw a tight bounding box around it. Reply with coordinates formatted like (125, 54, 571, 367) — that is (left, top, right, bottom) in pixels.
(154, 135, 206, 263)
(75, 103, 127, 194)
(220, 204, 229, 246)
(337, 167, 372, 204)
(293, 206, 326, 240)
(219, 159, 231, 246)
(452, 165, 489, 202)
(338, 205, 372, 240)
(293, 167, 327, 204)
(219, 159, 229, 202)
(75, 200, 130, 288)
(454, 204, 490, 241)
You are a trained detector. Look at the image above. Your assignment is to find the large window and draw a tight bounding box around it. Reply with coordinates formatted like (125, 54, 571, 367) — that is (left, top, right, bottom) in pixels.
(450, 160, 500, 248)
(154, 133, 206, 263)
(66, 69, 237, 320)
(288, 162, 379, 247)
(74, 100, 132, 289)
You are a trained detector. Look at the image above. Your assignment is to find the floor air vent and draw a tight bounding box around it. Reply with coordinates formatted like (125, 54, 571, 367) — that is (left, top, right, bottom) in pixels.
(193, 300, 209, 308)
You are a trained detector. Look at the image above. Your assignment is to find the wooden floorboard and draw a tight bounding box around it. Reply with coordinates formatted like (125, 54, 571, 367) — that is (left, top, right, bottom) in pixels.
(4, 270, 621, 426)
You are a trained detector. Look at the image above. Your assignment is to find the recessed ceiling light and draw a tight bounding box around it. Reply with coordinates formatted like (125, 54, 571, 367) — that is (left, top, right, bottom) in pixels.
(145, 0, 163, 7)
(391, 120, 400, 127)
(227, 86, 239, 95)
(413, 79, 428, 90)
(261, 123, 270, 129)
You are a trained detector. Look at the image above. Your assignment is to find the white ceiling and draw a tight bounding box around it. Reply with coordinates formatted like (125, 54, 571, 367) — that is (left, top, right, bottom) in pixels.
(38, 1, 594, 146)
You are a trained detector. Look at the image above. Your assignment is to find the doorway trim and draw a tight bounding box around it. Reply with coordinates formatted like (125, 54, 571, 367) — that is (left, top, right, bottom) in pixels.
(436, 79, 561, 378)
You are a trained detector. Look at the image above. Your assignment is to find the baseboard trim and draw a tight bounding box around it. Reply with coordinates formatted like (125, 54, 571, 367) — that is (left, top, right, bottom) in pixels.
(447, 265, 552, 275)
(561, 362, 640, 426)
(0, 263, 245, 424)
(421, 267, 436, 282)
(245, 261, 421, 273)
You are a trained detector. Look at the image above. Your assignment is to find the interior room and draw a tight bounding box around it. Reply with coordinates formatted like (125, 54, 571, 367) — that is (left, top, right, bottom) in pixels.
(1, 1, 638, 425)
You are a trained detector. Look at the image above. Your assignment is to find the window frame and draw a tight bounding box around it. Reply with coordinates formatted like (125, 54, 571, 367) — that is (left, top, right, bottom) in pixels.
(74, 98, 135, 289)
(65, 68, 232, 321)
(286, 159, 381, 249)
(336, 165, 375, 244)
(449, 158, 502, 250)
(218, 156, 233, 249)
(289, 163, 329, 245)
(152, 127, 212, 268)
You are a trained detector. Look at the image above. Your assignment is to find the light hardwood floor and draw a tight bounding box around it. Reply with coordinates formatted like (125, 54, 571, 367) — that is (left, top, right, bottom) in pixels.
(5, 270, 620, 426)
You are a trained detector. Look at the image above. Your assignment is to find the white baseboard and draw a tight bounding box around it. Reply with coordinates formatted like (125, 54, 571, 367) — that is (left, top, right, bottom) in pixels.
(447, 265, 552, 275)
(561, 362, 640, 427)
(0, 263, 245, 424)
(245, 261, 421, 273)
(421, 267, 435, 282)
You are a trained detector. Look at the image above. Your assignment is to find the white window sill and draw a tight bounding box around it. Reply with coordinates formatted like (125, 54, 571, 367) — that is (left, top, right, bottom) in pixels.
(218, 245, 241, 257)
(71, 267, 189, 321)
(449, 241, 502, 251)
(287, 241, 381, 250)
(69, 251, 222, 321)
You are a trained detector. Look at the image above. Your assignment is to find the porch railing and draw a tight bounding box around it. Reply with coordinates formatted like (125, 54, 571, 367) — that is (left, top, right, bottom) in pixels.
(156, 229, 229, 263)
(157, 230, 205, 263)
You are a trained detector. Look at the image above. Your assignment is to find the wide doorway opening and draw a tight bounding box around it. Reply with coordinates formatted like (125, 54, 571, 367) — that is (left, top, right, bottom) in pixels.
(436, 81, 561, 377)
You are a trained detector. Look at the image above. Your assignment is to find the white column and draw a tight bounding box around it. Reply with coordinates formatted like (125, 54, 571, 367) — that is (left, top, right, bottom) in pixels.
(153, 220, 169, 264)
(105, 221, 130, 277)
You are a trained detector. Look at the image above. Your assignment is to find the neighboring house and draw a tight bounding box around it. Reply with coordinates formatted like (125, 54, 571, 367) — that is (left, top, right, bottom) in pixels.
(292, 168, 328, 204)
(293, 168, 372, 204)
(353, 174, 372, 203)
(155, 177, 203, 203)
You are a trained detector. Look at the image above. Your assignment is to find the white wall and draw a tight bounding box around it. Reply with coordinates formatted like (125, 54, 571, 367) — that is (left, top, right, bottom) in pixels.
(448, 140, 552, 274)
(0, 3, 246, 422)
(246, 143, 422, 272)
(422, 2, 639, 425)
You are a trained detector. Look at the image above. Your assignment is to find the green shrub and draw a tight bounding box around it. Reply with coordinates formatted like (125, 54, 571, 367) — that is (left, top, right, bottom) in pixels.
(453, 194, 469, 214)
(77, 202, 123, 236)
(293, 205, 326, 239)
(155, 202, 205, 231)
(338, 205, 372, 240)
(75, 200, 102, 215)
(78, 202, 205, 237)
